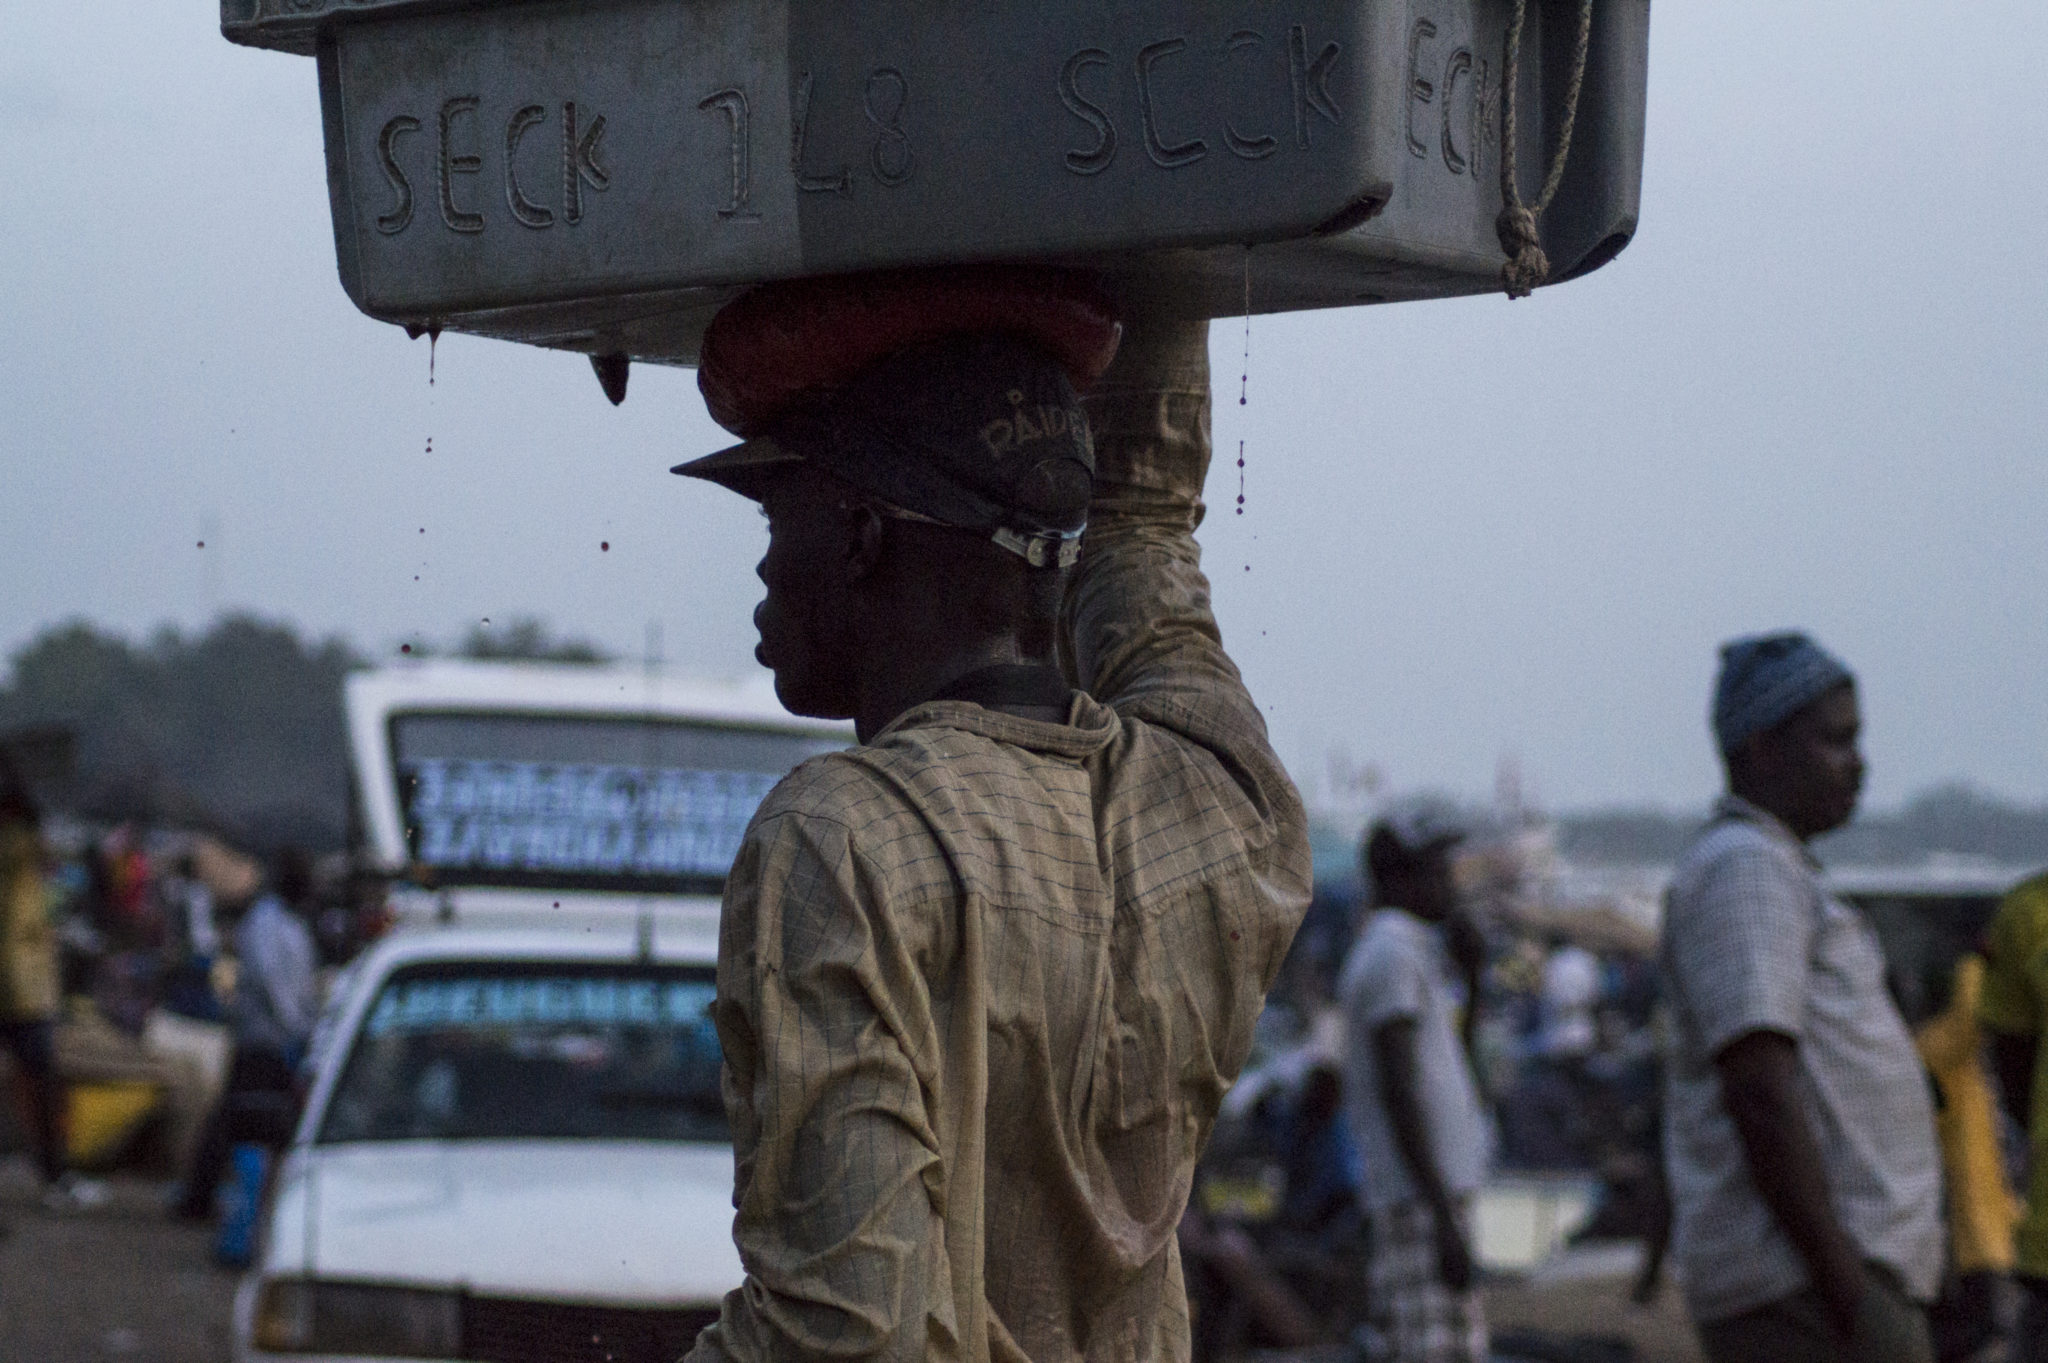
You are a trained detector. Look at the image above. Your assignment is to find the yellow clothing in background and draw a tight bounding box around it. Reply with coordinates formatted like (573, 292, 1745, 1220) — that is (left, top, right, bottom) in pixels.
(0, 824, 60, 1022)
(1914, 955, 2018, 1273)
(1980, 872, 2048, 1280)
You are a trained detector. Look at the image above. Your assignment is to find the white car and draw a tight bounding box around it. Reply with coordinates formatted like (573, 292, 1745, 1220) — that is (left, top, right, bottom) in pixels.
(234, 925, 743, 1363)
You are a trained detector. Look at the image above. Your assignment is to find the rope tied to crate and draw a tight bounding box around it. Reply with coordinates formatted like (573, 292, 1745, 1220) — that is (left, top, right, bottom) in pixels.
(1496, 0, 1595, 299)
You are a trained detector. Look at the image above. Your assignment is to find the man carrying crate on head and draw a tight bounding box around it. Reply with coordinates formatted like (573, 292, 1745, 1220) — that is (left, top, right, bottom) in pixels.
(671, 271, 1312, 1363)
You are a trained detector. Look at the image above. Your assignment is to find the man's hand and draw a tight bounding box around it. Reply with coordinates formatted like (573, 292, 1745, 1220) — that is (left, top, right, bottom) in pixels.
(1430, 1204, 1475, 1292)
(1848, 1268, 1934, 1363)
(1817, 1262, 1869, 1342)
(1374, 1018, 1477, 1293)
(1714, 1030, 1868, 1339)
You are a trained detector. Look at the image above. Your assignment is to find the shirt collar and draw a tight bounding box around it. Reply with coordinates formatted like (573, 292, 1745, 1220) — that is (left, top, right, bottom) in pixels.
(1372, 905, 1444, 939)
(870, 687, 1120, 759)
(1713, 793, 1822, 869)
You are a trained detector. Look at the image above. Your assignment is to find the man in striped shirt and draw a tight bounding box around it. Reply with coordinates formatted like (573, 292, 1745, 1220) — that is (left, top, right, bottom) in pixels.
(1660, 633, 1942, 1363)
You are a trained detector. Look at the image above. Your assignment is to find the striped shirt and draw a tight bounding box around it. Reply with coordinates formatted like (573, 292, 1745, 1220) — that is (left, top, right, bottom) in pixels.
(686, 321, 1312, 1363)
(1659, 796, 1944, 1321)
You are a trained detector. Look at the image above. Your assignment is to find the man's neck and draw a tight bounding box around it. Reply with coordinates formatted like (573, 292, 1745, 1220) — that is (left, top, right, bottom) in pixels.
(1725, 784, 1810, 843)
(852, 635, 1059, 742)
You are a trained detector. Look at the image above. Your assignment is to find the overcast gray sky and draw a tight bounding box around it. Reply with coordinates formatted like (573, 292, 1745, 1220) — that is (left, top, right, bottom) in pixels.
(3, 1, 2043, 815)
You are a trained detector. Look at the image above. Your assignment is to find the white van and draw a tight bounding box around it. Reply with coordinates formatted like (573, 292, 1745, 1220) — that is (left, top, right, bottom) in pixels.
(345, 660, 850, 936)
(228, 663, 845, 1362)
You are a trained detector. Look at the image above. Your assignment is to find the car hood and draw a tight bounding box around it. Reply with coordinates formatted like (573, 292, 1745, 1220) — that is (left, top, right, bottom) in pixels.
(266, 1140, 742, 1304)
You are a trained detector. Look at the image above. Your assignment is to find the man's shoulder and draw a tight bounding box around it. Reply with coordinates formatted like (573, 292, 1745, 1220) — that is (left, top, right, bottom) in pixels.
(753, 722, 1045, 824)
(1987, 871, 2048, 966)
(1981, 872, 2048, 1034)
(237, 894, 284, 938)
(1342, 911, 1428, 979)
(742, 738, 999, 878)
(748, 748, 907, 834)
(1676, 810, 1779, 863)
(1995, 870, 2048, 924)
(1670, 814, 1806, 904)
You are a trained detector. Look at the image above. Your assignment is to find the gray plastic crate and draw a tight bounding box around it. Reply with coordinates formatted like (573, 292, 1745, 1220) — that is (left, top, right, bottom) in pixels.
(225, 0, 1647, 366)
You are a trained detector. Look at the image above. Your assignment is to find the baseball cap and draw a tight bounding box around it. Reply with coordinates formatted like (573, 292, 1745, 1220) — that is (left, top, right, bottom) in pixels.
(675, 331, 1097, 569)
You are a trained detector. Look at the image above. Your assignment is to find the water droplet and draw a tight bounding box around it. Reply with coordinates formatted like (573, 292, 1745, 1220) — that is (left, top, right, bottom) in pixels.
(1239, 248, 1252, 408)
(600, 541, 610, 552)
(196, 541, 205, 549)
(425, 436, 433, 454)
(428, 325, 442, 385)
(481, 617, 490, 625)
(419, 527, 426, 534)
(400, 643, 413, 654)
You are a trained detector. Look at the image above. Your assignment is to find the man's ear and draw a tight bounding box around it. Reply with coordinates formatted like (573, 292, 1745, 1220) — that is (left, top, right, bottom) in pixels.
(1725, 730, 1783, 806)
(842, 502, 886, 582)
(1731, 730, 1772, 781)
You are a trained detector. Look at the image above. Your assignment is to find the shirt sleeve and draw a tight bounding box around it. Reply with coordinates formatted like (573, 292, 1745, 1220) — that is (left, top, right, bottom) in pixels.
(1345, 926, 1428, 1033)
(688, 805, 950, 1363)
(277, 917, 319, 1045)
(1059, 316, 1307, 879)
(1979, 880, 2046, 1038)
(1665, 841, 1814, 1057)
(234, 904, 290, 1051)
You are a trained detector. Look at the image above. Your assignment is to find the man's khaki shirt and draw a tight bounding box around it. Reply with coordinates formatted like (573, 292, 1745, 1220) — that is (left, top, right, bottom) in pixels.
(687, 322, 1312, 1363)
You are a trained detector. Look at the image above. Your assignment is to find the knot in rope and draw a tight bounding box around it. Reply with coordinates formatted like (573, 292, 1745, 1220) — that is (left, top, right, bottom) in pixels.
(1496, 0, 1594, 300)
(1494, 205, 1549, 301)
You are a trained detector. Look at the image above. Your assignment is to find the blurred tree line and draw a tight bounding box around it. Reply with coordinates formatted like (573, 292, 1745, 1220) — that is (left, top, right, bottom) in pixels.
(6, 613, 2041, 869)
(0, 615, 606, 853)
(1558, 784, 2048, 867)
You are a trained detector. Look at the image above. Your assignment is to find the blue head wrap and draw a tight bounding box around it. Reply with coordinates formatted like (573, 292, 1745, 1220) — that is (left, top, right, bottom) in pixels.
(1712, 632, 1854, 755)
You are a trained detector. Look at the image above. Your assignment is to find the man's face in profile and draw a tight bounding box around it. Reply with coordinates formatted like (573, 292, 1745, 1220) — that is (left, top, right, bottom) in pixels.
(1754, 682, 1866, 839)
(752, 466, 859, 721)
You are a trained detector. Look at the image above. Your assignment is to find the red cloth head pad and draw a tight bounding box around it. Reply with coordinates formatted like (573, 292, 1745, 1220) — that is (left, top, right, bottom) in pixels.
(697, 266, 1122, 438)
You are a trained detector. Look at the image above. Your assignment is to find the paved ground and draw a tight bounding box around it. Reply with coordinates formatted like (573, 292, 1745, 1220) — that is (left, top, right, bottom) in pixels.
(0, 1163, 239, 1363)
(1486, 1259, 1707, 1363)
(0, 1154, 1701, 1363)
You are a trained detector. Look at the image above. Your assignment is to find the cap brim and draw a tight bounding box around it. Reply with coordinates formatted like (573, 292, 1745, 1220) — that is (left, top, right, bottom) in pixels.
(670, 435, 805, 501)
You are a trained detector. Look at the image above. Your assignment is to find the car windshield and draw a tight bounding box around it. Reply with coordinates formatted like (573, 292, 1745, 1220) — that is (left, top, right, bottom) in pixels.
(318, 962, 727, 1144)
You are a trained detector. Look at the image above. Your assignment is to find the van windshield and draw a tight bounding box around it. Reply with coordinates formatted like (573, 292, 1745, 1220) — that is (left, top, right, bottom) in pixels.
(318, 962, 727, 1144)
(390, 711, 843, 895)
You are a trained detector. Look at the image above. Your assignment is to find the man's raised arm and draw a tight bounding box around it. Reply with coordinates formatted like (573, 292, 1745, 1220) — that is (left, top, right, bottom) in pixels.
(1060, 314, 1304, 853)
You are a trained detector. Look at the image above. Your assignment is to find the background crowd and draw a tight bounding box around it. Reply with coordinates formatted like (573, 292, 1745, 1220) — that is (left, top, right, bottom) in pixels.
(0, 748, 382, 1244)
(4, 629, 2046, 1363)
(1180, 633, 2045, 1363)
